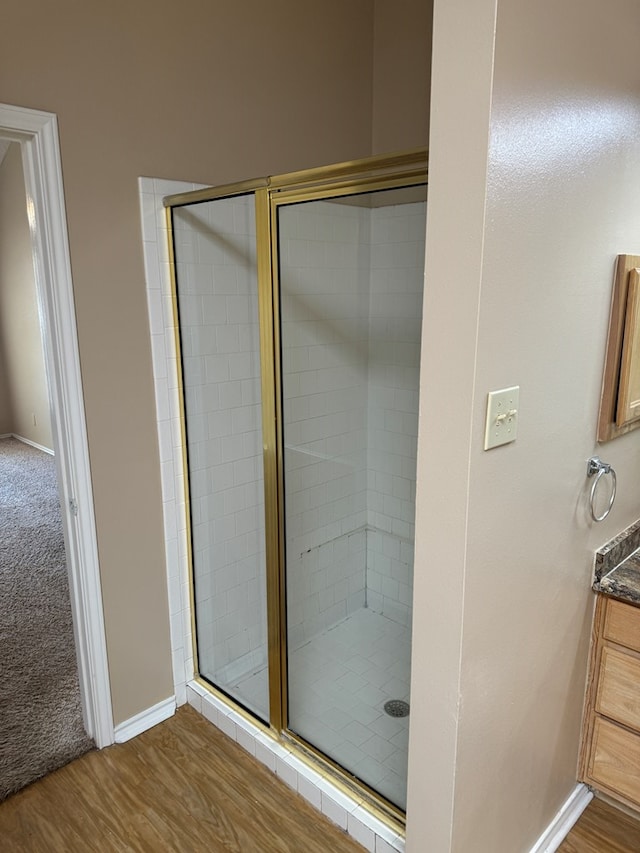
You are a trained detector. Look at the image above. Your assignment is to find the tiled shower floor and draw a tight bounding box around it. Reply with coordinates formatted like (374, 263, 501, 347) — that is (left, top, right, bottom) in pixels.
(233, 608, 411, 810)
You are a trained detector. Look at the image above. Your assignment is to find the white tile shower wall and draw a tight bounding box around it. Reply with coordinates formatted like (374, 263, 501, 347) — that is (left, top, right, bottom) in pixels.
(281, 199, 426, 640)
(139, 176, 207, 706)
(171, 197, 269, 708)
(366, 202, 426, 626)
(279, 201, 371, 646)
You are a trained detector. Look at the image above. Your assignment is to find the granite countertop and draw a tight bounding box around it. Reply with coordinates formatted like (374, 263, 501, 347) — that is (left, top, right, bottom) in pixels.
(593, 518, 640, 605)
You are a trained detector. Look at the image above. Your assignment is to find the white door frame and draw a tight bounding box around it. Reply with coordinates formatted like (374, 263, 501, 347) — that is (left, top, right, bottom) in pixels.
(0, 103, 114, 747)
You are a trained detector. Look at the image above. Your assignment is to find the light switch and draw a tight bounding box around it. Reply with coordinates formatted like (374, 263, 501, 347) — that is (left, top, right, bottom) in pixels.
(484, 386, 519, 450)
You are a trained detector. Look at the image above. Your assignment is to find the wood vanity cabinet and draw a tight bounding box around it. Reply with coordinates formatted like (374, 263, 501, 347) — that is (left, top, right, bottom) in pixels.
(580, 595, 640, 809)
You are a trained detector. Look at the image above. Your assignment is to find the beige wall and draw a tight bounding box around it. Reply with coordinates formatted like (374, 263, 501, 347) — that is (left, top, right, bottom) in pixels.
(408, 0, 640, 850)
(0, 0, 433, 726)
(372, 0, 432, 153)
(0, 143, 53, 449)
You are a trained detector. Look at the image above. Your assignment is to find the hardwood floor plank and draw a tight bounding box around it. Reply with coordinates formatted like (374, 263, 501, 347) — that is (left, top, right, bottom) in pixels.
(558, 798, 640, 852)
(0, 705, 367, 852)
(7, 706, 640, 852)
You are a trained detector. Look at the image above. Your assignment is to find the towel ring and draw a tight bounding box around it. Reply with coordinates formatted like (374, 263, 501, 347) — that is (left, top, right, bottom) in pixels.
(587, 456, 617, 522)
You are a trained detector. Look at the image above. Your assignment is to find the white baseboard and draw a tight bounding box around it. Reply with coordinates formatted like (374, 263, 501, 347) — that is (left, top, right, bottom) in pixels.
(114, 696, 176, 744)
(12, 433, 54, 455)
(529, 783, 593, 853)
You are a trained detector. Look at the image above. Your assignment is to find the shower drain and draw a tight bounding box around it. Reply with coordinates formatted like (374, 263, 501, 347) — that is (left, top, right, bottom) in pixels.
(383, 699, 410, 718)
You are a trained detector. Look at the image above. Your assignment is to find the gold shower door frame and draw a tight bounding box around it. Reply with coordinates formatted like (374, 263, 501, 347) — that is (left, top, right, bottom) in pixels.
(164, 148, 428, 822)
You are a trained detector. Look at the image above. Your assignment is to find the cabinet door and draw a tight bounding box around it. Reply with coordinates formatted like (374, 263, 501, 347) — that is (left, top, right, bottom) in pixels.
(590, 717, 640, 804)
(596, 646, 640, 731)
(604, 599, 640, 654)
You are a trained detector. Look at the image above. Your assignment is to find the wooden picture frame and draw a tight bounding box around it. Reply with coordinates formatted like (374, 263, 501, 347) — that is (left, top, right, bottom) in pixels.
(598, 254, 640, 441)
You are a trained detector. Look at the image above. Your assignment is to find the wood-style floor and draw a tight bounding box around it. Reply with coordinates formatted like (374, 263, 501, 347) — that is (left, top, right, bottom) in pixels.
(0, 705, 365, 852)
(4, 703, 640, 853)
(558, 798, 640, 852)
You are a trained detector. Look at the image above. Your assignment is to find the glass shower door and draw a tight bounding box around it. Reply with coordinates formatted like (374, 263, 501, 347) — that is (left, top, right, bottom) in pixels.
(277, 186, 427, 810)
(165, 150, 428, 815)
(171, 192, 270, 721)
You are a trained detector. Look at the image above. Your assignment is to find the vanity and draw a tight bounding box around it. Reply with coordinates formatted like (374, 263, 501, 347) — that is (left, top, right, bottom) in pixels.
(580, 521, 640, 810)
(579, 255, 640, 808)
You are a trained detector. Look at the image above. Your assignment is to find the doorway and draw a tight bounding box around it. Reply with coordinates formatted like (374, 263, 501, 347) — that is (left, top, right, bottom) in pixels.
(0, 103, 112, 749)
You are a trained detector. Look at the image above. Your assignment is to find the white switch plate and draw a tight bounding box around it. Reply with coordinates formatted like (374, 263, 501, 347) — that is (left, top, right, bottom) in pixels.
(484, 386, 519, 450)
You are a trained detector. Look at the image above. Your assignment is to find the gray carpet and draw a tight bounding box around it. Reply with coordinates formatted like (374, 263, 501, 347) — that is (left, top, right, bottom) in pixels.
(0, 437, 94, 800)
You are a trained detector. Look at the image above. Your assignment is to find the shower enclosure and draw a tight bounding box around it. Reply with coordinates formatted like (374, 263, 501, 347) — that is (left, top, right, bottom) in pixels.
(165, 151, 427, 815)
